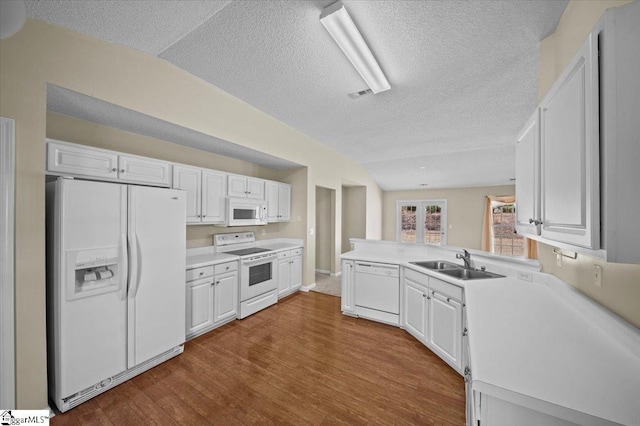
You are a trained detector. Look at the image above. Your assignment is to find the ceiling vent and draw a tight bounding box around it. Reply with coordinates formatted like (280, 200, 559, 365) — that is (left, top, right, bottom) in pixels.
(349, 88, 373, 99)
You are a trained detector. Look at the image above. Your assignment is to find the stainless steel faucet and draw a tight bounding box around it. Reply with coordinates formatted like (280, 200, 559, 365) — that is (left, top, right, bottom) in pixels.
(456, 249, 472, 269)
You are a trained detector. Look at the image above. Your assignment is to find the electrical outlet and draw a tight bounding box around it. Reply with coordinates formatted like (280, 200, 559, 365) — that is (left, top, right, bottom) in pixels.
(518, 271, 533, 282)
(556, 252, 562, 268)
(310, 228, 314, 236)
(594, 265, 602, 287)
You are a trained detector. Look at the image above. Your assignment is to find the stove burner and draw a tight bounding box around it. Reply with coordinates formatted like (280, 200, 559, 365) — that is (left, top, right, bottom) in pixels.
(225, 247, 272, 256)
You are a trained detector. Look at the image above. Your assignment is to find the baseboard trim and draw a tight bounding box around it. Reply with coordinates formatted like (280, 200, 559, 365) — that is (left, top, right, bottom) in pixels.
(331, 271, 342, 278)
(300, 283, 316, 292)
(315, 269, 330, 275)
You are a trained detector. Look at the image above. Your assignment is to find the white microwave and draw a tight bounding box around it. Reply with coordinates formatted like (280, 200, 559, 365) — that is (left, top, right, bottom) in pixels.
(225, 198, 267, 227)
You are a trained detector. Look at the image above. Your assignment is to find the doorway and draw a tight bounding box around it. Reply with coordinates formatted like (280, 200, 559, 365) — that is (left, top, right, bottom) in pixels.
(341, 185, 366, 253)
(314, 186, 339, 296)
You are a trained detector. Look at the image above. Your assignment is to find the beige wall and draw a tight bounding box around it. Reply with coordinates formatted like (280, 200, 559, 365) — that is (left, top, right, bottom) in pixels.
(538, 0, 640, 328)
(382, 185, 515, 249)
(342, 186, 367, 254)
(0, 19, 382, 408)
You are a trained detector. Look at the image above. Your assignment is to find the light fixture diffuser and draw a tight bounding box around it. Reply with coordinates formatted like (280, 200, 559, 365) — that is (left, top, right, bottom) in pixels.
(320, 1, 390, 94)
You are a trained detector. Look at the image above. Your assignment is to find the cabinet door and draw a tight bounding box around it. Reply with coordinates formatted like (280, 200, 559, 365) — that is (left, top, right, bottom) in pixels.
(213, 271, 238, 323)
(341, 260, 355, 314)
(246, 178, 265, 200)
(265, 181, 280, 222)
(290, 255, 303, 290)
(118, 154, 171, 186)
(429, 291, 462, 371)
(403, 278, 428, 343)
(228, 175, 248, 198)
(47, 141, 118, 179)
(515, 109, 541, 236)
(278, 184, 291, 221)
(172, 165, 201, 223)
(186, 278, 214, 336)
(540, 33, 599, 248)
(278, 258, 291, 296)
(202, 170, 226, 224)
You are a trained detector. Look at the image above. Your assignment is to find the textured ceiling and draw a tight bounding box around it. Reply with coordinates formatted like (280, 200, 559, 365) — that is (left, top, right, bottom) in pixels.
(26, 0, 568, 190)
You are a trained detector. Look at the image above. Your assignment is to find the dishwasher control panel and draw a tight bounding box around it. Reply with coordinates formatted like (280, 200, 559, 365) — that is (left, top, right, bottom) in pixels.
(355, 262, 399, 277)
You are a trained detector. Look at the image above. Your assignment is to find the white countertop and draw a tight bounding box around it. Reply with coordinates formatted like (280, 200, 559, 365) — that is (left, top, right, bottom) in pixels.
(186, 238, 303, 269)
(465, 278, 640, 425)
(343, 241, 640, 425)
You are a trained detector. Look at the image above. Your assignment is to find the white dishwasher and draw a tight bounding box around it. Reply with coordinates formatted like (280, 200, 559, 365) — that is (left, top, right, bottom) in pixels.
(354, 262, 400, 326)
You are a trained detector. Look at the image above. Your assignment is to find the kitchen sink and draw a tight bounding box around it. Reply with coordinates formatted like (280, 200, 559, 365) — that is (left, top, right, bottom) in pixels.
(409, 260, 461, 270)
(410, 260, 504, 280)
(437, 268, 504, 280)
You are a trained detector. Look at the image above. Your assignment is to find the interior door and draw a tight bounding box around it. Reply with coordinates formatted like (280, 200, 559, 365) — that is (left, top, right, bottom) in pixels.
(127, 186, 186, 368)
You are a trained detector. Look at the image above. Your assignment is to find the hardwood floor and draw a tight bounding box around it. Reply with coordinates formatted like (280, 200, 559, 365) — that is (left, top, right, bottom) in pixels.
(51, 292, 465, 425)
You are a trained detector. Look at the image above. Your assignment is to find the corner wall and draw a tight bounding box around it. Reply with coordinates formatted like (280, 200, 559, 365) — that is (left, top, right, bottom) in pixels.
(538, 0, 640, 328)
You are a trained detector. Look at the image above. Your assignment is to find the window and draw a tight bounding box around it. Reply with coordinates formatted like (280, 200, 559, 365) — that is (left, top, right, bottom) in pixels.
(491, 202, 524, 256)
(397, 200, 447, 245)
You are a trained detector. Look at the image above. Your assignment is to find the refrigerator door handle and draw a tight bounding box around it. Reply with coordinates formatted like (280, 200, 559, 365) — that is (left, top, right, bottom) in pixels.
(128, 233, 143, 299)
(118, 232, 128, 301)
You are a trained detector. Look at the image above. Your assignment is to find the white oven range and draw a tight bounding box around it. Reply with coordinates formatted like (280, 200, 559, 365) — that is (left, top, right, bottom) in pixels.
(214, 232, 278, 319)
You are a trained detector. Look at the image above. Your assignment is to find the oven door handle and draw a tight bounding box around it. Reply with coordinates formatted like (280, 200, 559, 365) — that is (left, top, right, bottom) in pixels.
(242, 254, 277, 265)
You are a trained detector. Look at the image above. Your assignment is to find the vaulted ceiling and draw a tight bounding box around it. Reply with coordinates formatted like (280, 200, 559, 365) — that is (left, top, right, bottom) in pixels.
(26, 0, 568, 190)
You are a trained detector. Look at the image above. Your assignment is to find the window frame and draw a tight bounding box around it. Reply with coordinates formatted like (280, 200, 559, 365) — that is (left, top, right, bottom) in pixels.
(396, 199, 448, 245)
(490, 200, 525, 257)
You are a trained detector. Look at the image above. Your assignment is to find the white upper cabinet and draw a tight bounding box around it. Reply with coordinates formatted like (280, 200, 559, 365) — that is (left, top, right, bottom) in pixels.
(118, 154, 171, 186)
(172, 165, 226, 225)
(515, 109, 540, 236)
(47, 140, 170, 187)
(47, 140, 119, 180)
(515, 1, 640, 263)
(172, 165, 201, 223)
(540, 33, 599, 249)
(228, 175, 265, 200)
(265, 181, 291, 222)
(201, 170, 226, 224)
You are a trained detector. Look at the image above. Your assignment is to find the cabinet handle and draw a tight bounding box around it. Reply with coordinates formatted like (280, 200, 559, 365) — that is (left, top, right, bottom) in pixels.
(199, 272, 204, 276)
(529, 218, 542, 225)
(447, 297, 450, 302)
(422, 293, 426, 298)
(111, 167, 117, 172)
(427, 296, 431, 300)
(216, 281, 220, 285)
(226, 266, 229, 270)
(120, 169, 126, 173)
(463, 328, 468, 336)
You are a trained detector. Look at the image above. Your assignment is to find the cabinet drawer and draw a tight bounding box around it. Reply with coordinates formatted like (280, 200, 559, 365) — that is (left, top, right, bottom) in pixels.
(186, 265, 214, 282)
(404, 268, 429, 288)
(429, 277, 463, 302)
(215, 261, 237, 275)
(278, 250, 290, 260)
(291, 248, 303, 257)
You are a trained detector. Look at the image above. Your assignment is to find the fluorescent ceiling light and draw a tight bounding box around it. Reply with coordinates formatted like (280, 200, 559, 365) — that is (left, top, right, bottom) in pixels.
(320, 1, 390, 94)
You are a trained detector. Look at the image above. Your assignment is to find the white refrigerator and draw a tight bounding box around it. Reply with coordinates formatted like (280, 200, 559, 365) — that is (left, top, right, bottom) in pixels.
(47, 178, 186, 412)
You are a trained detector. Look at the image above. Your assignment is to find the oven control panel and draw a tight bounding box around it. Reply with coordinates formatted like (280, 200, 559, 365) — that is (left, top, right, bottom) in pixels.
(214, 231, 255, 247)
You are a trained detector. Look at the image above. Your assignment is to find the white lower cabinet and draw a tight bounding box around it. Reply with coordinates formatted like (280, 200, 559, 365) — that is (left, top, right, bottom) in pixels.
(402, 268, 464, 374)
(186, 261, 238, 340)
(277, 248, 303, 298)
(341, 260, 355, 315)
(403, 269, 430, 343)
(428, 279, 463, 372)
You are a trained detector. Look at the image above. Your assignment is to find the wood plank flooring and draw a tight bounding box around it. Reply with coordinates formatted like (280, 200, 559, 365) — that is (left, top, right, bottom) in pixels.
(51, 292, 465, 425)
